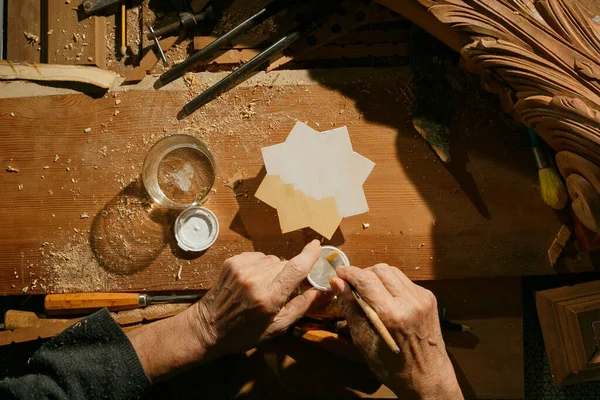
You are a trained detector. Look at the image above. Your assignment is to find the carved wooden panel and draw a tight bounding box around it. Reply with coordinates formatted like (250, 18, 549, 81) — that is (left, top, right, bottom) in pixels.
(380, 0, 600, 166)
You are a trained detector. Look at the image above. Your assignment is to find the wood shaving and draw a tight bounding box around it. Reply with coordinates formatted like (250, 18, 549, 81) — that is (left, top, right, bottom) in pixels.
(84, 127, 92, 133)
(23, 31, 40, 45)
(225, 171, 243, 190)
(6, 166, 19, 173)
(80, 212, 89, 219)
(362, 223, 370, 229)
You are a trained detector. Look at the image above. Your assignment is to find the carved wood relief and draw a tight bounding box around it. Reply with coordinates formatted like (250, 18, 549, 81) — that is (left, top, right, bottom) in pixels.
(379, 0, 600, 163)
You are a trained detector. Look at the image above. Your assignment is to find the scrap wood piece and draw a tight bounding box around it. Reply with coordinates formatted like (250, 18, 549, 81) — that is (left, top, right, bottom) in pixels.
(111, 303, 192, 326)
(0, 303, 191, 346)
(123, 35, 179, 84)
(193, 33, 270, 51)
(211, 49, 261, 65)
(548, 224, 572, 266)
(0, 323, 74, 346)
(0, 61, 118, 89)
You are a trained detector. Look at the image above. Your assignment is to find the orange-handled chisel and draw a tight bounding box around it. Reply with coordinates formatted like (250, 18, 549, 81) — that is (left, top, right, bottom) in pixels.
(44, 293, 203, 315)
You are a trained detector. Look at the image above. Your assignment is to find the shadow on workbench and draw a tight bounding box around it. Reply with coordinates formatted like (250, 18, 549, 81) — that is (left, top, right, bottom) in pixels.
(307, 47, 575, 278)
(229, 167, 346, 258)
(89, 181, 183, 275)
(147, 334, 379, 399)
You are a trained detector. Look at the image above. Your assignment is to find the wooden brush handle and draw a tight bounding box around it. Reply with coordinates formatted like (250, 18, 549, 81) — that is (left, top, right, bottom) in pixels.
(45, 293, 141, 315)
(352, 291, 401, 354)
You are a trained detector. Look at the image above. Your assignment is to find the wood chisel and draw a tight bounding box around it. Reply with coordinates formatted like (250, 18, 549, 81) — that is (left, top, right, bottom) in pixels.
(44, 292, 203, 315)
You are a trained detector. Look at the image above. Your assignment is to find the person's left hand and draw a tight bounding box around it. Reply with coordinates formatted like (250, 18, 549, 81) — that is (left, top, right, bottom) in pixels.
(128, 240, 322, 380)
(189, 239, 322, 360)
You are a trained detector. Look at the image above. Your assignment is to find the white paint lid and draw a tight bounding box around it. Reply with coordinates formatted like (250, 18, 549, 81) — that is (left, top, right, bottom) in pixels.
(307, 245, 350, 291)
(174, 206, 219, 252)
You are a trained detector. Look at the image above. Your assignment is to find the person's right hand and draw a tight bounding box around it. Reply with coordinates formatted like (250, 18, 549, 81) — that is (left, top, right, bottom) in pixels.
(330, 264, 463, 400)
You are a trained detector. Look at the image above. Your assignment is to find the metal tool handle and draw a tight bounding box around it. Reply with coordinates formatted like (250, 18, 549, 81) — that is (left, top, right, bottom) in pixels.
(157, 0, 292, 87)
(180, 18, 318, 117)
(83, 0, 124, 15)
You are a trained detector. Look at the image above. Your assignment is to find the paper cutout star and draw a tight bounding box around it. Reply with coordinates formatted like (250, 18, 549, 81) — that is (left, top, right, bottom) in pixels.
(255, 122, 375, 238)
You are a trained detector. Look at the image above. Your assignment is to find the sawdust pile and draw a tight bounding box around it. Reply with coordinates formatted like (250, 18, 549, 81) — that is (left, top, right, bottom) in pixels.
(43, 240, 122, 293)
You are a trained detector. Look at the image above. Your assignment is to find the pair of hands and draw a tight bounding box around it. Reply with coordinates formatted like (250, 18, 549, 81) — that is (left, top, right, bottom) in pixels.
(129, 240, 462, 398)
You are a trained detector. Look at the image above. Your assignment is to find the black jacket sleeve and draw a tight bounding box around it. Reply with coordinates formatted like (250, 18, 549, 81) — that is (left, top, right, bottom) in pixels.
(0, 308, 152, 400)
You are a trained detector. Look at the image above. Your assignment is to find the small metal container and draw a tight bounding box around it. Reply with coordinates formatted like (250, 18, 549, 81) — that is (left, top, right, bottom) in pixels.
(307, 245, 350, 291)
(143, 135, 216, 210)
(174, 206, 219, 252)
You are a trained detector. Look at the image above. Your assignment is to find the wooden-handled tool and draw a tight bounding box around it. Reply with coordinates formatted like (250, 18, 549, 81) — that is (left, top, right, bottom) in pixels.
(44, 293, 203, 315)
(326, 253, 401, 354)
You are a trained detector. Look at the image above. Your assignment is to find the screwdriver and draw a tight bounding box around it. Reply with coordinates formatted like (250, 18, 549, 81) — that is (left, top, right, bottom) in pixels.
(44, 293, 204, 315)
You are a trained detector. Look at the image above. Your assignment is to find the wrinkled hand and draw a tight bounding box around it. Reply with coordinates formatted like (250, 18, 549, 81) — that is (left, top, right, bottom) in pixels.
(189, 240, 322, 360)
(330, 264, 463, 400)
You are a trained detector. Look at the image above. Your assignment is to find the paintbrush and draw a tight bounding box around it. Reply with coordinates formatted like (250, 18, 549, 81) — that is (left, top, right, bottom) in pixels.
(120, 4, 127, 56)
(326, 253, 401, 354)
(528, 128, 567, 210)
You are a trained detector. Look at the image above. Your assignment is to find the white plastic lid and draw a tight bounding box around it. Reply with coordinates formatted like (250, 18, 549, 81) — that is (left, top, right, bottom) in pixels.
(307, 246, 350, 291)
(174, 206, 219, 252)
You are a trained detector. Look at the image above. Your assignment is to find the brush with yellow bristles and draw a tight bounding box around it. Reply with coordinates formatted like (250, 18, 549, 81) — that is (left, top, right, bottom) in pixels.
(528, 128, 568, 210)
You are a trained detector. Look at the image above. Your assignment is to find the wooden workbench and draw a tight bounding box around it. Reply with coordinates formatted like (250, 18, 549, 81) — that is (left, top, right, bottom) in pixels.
(0, 68, 592, 295)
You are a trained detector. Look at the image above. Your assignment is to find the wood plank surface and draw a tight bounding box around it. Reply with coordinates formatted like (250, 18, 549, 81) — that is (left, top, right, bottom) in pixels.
(148, 277, 524, 399)
(6, 0, 41, 63)
(46, 1, 106, 68)
(0, 69, 592, 294)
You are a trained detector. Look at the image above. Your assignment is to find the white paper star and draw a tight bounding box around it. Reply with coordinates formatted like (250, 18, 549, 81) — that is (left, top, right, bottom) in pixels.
(256, 122, 375, 238)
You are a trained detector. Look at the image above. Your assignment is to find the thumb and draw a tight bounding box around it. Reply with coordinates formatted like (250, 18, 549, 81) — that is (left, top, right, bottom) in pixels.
(261, 289, 323, 340)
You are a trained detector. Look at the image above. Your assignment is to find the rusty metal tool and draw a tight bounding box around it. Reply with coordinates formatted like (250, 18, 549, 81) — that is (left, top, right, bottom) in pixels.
(44, 292, 203, 315)
(147, 5, 214, 40)
(156, 0, 293, 88)
(177, 3, 336, 118)
(83, 0, 124, 15)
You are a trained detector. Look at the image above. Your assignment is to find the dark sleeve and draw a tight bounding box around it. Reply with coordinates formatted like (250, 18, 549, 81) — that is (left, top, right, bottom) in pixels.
(0, 308, 152, 400)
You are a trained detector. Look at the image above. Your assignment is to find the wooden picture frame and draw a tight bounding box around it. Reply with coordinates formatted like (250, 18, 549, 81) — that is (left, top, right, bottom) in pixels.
(536, 281, 600, 385)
